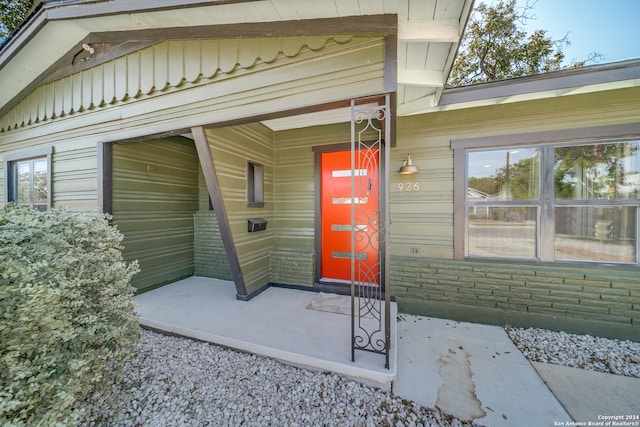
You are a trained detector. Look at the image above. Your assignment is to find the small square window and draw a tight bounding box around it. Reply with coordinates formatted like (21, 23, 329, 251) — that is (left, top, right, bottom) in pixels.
(247, 161, 264, 208)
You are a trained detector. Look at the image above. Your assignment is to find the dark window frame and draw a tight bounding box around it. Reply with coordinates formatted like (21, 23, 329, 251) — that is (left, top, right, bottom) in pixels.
(247, 160, 264, 208)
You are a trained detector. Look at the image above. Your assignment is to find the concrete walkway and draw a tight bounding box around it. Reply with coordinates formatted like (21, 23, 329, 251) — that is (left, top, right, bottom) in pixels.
(135, 276, 621, 426)
(532, 362, 640, 424)
(393, 314, 570, 426)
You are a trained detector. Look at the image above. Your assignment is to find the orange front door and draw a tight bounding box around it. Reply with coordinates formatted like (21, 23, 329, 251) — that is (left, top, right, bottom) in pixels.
(320, 149, 379, 283)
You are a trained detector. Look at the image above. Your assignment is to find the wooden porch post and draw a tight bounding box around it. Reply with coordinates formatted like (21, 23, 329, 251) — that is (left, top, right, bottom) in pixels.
(192, 126, 248, 298)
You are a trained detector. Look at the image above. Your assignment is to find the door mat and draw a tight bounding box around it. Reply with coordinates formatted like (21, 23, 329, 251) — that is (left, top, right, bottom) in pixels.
(306, 292, 351, 315)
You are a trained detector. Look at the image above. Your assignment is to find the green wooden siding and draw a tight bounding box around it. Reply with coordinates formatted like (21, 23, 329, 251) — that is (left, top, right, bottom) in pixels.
(265, 87, 640, 338)
(1, 34, 385, 212)
(1, 36, 385, 137)
(0, 138, 98, 211)
(390, 86, 640, 260)
(274, 123, 351, 248)
(198, 122, 361, 289)
(1, 36, 344, 132)
(51, 146, 98, 209)
(205, 124, 274, 295)
(272, 123, 352, 285)
(112, 136, 199, 291)
(388, 87, 640, 339)
(199, 122, 354, 289)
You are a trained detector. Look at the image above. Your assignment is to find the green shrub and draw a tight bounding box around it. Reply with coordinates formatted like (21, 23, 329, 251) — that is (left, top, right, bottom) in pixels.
(0, 204, 140, 426)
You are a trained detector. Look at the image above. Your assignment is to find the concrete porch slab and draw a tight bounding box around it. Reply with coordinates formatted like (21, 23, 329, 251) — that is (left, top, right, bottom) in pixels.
(133, 276, 397, 390)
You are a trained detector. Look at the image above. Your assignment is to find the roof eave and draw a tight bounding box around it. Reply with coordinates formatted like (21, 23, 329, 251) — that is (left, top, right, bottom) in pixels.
(0, 0, 254, 68)
(399, 58, 640, 114)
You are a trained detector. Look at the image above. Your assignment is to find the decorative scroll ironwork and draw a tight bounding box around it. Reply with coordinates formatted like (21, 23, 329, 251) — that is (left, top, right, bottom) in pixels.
(350, 95, 391, 369)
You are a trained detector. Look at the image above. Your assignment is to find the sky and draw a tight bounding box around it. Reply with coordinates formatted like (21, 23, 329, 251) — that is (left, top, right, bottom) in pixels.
(481, 0, 640, 65)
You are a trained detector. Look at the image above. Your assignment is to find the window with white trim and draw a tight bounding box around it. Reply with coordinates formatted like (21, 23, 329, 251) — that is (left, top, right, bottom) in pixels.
(453, 127, 640, 264)
(5, 147, 52, 211)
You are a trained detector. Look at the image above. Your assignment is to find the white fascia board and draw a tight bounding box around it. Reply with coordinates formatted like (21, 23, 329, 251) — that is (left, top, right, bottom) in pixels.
(73, 2, 283, 32)
(397, 93, 437, 116)
(428, 78, 640, 114)
(398, 19, 460, 43)
(398, 69, 444, 87)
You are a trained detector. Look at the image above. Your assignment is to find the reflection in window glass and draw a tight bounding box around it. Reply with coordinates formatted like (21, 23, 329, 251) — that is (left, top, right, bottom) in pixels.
(555, 206, 636, 262)
(468, 148, 540, 201)
(468, 207, 537, 258)
(12, 157, 48, 211)
(462, 137, 639, 264)
(555, 141, 639, 200)
(16, 162, 31, 204)
(33, 159, 48, 205)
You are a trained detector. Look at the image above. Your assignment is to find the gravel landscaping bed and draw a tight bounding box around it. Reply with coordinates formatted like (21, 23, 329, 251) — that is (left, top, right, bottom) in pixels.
(506, 327, 640, 378)
(82, 325, 639, 426)
(83, 328, 481, 427)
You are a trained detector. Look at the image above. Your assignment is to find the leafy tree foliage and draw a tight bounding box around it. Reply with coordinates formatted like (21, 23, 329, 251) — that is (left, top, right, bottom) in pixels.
(0, 0, 34, 43)
(474, 154, 539, 201)
(554, 143, 638, 200)
(468, 176, 498, 196)
(448, 0, 596, 86)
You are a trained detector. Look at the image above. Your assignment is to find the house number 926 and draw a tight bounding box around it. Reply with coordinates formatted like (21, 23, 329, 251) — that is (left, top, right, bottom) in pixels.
(398, 182, 420, 192)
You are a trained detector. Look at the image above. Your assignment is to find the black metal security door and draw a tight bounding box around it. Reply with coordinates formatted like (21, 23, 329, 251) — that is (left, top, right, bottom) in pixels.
(350, 95, 391, 368)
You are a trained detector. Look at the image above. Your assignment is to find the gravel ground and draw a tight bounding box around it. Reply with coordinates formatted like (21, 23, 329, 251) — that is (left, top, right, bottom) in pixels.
(83, 328, 481, 427)
(82, 325, 639, 426)
(506, 327, 640, 378)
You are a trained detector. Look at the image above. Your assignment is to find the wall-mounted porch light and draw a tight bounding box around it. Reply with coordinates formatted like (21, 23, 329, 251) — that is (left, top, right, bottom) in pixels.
(399, 154, 419, 175)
